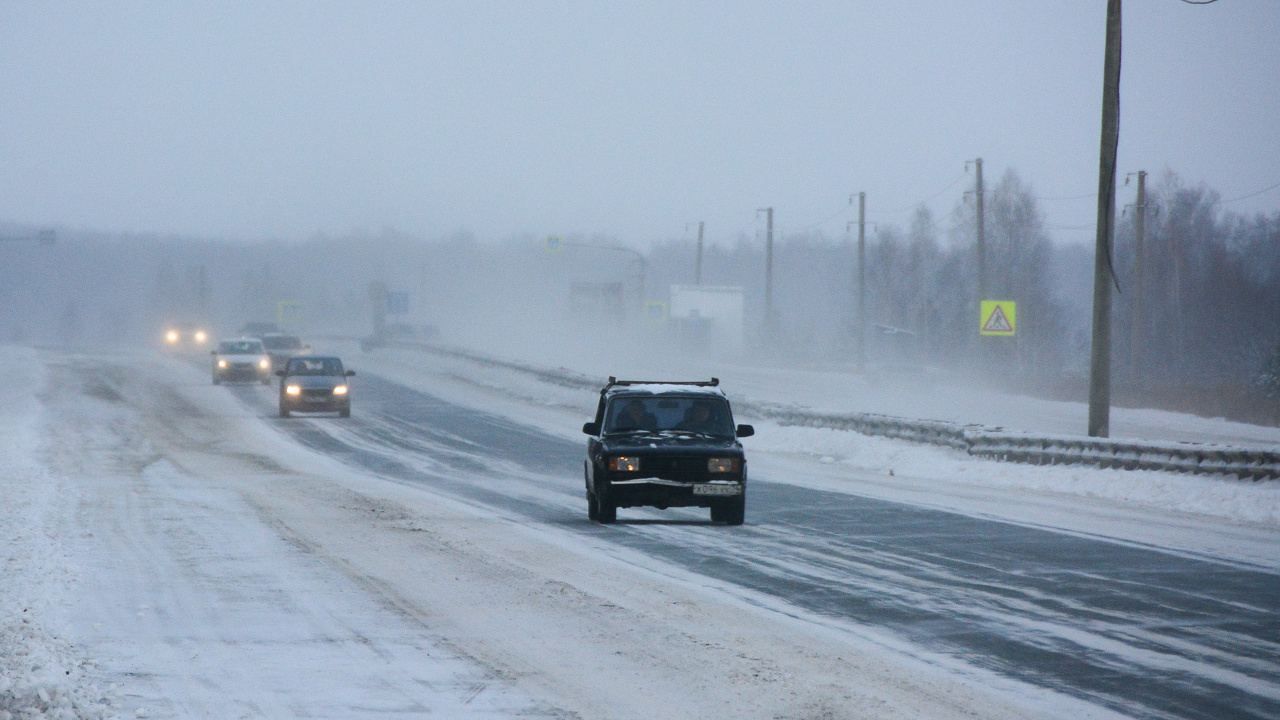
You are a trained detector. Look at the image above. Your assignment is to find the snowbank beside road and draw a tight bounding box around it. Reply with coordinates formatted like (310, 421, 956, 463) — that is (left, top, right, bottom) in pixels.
(0, 346, 114, 720)
(751, 423, 1280, 527)
(451, 335, 1280, 448)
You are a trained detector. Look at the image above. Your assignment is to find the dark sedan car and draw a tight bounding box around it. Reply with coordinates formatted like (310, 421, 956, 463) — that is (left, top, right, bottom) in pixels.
(277, 355, 355, 418)
(582, 377, 753, 525)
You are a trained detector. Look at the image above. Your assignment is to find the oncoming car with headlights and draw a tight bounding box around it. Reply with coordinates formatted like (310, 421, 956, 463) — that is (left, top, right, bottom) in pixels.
(277, 355, 355, 418)
(582, 377, 753, 525)
(162, 322, 210, 352)
(210, 337, 272, 385)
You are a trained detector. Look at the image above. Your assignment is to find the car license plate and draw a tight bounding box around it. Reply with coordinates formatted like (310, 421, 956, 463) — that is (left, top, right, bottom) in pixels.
(693, 484, 740, 496)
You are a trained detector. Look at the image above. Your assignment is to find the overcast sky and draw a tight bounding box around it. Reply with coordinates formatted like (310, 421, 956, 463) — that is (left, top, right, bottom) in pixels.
(2, 1, 1277, 247)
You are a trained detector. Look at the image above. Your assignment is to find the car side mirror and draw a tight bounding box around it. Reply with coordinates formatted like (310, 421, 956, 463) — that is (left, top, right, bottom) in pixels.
(275, 370, 286, 377)
(736, 424, 754, 438)
(582, 422, 601, 436)
(346, 370, 356, 376)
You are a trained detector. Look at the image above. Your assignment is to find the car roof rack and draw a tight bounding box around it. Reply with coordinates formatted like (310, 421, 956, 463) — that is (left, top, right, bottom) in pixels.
(603, 377, 719, 393)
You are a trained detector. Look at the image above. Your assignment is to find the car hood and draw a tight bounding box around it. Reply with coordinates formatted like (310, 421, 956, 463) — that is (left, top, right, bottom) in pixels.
(599, 434, 742, 454)
(285, 375, 347, 390)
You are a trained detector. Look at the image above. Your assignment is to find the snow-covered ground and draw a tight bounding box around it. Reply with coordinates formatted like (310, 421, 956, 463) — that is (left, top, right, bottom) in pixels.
(451, 334, 1280, 449)
(4, 341, 1278, 719)
(4, 345, 1129, 719)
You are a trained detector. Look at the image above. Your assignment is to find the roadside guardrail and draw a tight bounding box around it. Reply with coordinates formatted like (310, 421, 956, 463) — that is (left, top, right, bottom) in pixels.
(387, 341, 1280, 480)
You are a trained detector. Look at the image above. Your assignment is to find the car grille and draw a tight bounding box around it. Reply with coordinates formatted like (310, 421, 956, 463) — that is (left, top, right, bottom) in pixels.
(303, 388, 332, 398)
(647, 455, 709, 480)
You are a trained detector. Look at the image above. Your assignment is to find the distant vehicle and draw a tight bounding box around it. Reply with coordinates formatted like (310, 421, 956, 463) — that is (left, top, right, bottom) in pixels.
(210, 337, 272, 385)
(582, 377, 753, 525)
(277, 355, 354, 418)
(259, 333, 311, 372)
(238, 321, 280, 338)
(162, 322, 211, 352)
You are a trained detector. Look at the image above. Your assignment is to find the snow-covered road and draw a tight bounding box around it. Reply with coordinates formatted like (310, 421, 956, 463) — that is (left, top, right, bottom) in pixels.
(4, 344, 1279, 719)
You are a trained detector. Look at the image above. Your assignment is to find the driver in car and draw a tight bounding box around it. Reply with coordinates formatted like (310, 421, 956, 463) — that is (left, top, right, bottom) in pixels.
(676, 401, 718, 433)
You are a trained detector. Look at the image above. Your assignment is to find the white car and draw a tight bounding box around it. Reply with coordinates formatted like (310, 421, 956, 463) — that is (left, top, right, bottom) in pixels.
(211, 338, 272, 385)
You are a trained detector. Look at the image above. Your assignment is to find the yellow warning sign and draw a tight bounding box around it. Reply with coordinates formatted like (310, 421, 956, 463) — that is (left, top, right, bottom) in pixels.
(980, 300, 1016, 336)
(643, 301, 668, 324)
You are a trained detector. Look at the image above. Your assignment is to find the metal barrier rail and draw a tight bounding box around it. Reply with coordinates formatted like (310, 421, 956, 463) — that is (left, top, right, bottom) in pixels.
(388, 341, 1280, 480)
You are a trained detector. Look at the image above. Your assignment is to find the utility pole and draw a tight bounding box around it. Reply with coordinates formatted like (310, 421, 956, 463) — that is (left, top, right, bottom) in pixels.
(1088, 0, 1122, 438)
(1130, 170, 1147, 376)
(695, 221, 705, 285)
(758, 207, 774, 335)
(973, 158, 986, 304)
(856, 192, 867, 371)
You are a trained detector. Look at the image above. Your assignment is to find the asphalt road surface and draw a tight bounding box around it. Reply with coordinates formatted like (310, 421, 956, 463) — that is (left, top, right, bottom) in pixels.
(230, 373, 1280, 720)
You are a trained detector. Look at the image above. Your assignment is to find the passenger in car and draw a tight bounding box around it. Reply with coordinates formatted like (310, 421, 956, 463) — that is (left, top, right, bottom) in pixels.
(613, 398, 658, 432)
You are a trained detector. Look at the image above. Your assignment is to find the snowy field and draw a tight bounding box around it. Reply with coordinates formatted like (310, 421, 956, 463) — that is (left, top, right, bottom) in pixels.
(3, 342, 1278, 719)
(442, 333, 1280, 450)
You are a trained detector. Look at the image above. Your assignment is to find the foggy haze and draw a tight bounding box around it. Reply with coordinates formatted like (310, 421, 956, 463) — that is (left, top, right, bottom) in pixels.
(2, 1, 1278, 244)
(3, 2, 1279, 426)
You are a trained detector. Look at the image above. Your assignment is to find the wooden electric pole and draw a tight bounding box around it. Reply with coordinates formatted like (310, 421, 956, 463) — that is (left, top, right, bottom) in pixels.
(856, 192, 867, 371)
(973, 158, 985, 304)
(758, 207, 774, 334)
(1130, 170, 1147, 376)
(1088, 0, 1122, 438)
(695, 221, 705, 285)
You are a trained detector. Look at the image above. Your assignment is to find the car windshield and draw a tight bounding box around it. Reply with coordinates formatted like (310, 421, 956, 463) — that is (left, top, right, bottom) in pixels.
(217, 340, 263, 354)
(262, 335, 302, 350)
(286, 357, 343, 376)
(604, 396, 734, 437)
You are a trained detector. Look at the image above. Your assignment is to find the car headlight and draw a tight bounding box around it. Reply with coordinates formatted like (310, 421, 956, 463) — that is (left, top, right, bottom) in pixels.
(333, 385, 348, 395)
(707, 458, 740, 473)
(217, 359, 227, 368)
(194, 331, 206, 342)
(166, 331, 178, 342)
(608, 456, 640, 472)
(259, 358, 270, 369)
(286, 385, 301, 395)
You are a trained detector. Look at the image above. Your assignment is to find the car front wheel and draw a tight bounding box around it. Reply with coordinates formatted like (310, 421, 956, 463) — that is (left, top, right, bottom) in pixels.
(595, 482, 617, 524)
(711, 495, 745, 526)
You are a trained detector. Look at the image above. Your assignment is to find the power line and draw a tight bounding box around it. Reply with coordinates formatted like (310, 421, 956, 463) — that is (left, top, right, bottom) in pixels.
(781, 196, 855, 233)
(872, 172, 968, 216)
(1223, 179, 1280, 204)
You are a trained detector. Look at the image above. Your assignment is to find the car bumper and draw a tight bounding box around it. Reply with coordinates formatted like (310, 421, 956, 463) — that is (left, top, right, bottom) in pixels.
(602, 477, 744, 509)
(281, 394, 350, 412)
(215, 365, 271, 381)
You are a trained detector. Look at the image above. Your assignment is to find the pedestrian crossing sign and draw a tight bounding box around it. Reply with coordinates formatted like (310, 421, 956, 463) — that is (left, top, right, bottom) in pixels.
(980, 300, 1016, 336)
(277, 300, 303, 327)
(644, 301, 668, 324)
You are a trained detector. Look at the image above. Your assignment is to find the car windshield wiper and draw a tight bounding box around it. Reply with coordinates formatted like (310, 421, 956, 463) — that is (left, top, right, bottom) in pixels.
(659, 429, 725, 439)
